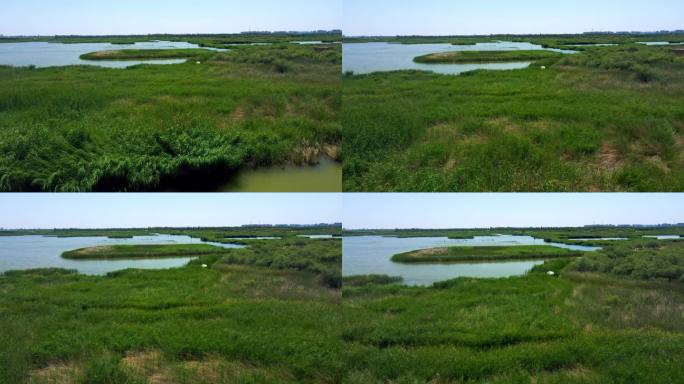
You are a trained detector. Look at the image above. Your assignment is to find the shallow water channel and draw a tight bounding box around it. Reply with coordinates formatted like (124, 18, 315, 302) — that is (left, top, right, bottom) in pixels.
(0, 41, 221, 68)
(342, 235, 599, 286)
(342, 41, 575, 75)
(219, 157, 342, 192)
(569, 237, 628, 241)
(0, 234, 244, 275)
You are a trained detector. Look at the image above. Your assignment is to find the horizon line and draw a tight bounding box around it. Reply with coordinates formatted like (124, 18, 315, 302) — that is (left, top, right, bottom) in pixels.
(0, 223, 343, 231)
(344, 223, 684, 231)
(343, 30, 684, 38)
(0, 30, 342, 38)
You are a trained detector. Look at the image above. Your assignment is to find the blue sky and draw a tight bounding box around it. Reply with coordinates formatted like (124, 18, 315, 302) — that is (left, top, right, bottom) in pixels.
(344, 0, 684, 36)
(0, 194, 341, 229)
(344, 194, 684, 229)
(1, 0, 341, 35)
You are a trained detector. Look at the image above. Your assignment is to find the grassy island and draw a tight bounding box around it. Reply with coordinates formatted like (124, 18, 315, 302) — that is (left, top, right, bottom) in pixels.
(80, 49, 215, 61)
(61, 244, 229, 259)
(392, 245, 584, 263)
(414, 50, 564, 63)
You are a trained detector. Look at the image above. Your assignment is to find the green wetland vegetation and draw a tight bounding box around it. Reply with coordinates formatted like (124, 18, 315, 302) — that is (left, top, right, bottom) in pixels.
(0, 227, 342, 384)
(61, 244, 230, 260)
(79, 49, 216, 61)
(2, 225, 684, 382)
(342, 229, 684, 383)
(343, 225, 684, 243)
(0, 32, 342, 46)
(392, 245, 583, 263)
(414, 50, 564, 64)
(0, 224, 342, 240)
(343, 33, 684, 47)
(0, 33, 341, 191)
(344, 36, 684, 192)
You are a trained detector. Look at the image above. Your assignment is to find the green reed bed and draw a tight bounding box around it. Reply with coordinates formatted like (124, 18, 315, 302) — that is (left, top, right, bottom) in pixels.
(343, 44, 684, 192)
(342, 240, 684, 383)
(0, 237, 342, 384)
(0, 42, 340, 192)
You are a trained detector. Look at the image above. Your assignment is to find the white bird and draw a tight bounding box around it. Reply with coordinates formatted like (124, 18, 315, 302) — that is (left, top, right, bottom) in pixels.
(541, 66, 547, 70)
(196, 61, 201, 64)
(202, 264, 208, 268)
(547, 271, 555, 276)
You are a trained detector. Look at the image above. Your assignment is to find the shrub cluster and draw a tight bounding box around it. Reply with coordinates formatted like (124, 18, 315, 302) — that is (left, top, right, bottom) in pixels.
(573, 241, 684, 282)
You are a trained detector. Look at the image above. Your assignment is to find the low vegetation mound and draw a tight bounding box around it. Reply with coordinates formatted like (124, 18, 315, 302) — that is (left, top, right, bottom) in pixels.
(392, 245, 584, 263)
(559, 44, 683, 82)
(61, 244, 228, 259)
(218, 237, 342, 287)
(572, 240, 684, 282)
(414, 50, 563, 64)
(343, 275, 403, 287)
(80, 49, 215, 61)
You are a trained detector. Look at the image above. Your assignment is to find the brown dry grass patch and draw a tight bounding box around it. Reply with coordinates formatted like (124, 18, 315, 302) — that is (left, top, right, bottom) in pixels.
(29, 362, 81, 384)
(597, 142, 623, 171)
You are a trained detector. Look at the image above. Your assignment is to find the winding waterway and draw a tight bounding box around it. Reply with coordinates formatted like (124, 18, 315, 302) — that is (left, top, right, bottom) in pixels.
(219, 157, 342, 192)
(0, 234, 244, 275)
(0, 41, 223, 68)
(343, 41, 575, 75)
(343, 235, 599, 286)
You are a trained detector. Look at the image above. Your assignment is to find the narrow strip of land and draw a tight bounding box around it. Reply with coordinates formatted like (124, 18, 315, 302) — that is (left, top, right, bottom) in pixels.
(392, 245, 584, 263)
(61, 244, 229, 259)
(414, 50, 563, 64)
(80, 49, 214, 61)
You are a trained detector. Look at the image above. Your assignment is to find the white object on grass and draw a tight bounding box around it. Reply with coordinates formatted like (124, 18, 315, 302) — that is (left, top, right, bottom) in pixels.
(547, 271, 555, 276)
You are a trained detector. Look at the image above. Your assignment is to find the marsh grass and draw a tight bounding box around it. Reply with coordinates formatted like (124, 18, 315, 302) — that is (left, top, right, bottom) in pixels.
(0, 236, 342, 384)
(572, 240, 684, 282)
(342, 247, 684, 383)
(343, 226, 684, 242)
(3, 227, 684, 383)
(343, 45, 684, 192)
(343, 275, 403, 287)
(0, 42, 340, 191)
(344, 33, 684, 48)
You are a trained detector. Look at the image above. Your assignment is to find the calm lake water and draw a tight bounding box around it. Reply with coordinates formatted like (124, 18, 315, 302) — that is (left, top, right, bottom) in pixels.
(569, 238, 628, 241)
(298, 235, 335, 239)
(343, 235, 599, 286)
(638, 42, 684, 46)
(644, 235, 682, 239)
(565, 44, 618, 47)
(0, 41, 220, 68)
(219, 157, 342, 192)
(0, 234, 244, 275)
(226, 237, 282, 240)
(343, 41, 575, 75)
